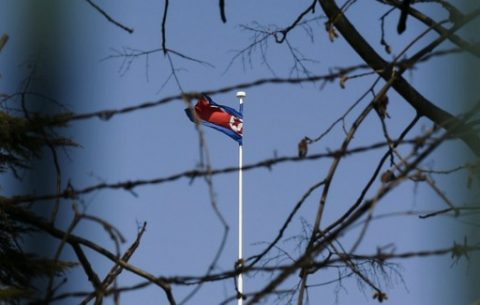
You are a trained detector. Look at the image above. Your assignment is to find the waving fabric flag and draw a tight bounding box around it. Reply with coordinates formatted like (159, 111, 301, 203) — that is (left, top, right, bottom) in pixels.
(185, 95, 243, 144)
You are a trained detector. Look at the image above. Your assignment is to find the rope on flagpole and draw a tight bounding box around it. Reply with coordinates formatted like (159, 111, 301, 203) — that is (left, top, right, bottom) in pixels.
(236, 91, 246, 305)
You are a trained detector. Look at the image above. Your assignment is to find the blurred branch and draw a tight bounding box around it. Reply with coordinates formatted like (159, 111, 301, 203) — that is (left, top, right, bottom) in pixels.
(273, 0, 318, 43)
(162, 0, 169, 54)
(42, 45, 461, 127)
(68, 242, 480, 297)
(4, 138, 426, 205)
(72, 243, 103, 300)
(247, 121, 455, 303)
(219, 0, 226, 23)
(323, 115, 420, 238)
(84, 0, 134, 34)
(319, 0, 480, 155)
(247, 180, 326, 267)
(419, 206, 480, 219)
(80, 222, 147, 305)
(382, 0, 480, 57)
(1, 203, 177, 305)
(0, 33, 8, 53)
(296, 73, 398, 304)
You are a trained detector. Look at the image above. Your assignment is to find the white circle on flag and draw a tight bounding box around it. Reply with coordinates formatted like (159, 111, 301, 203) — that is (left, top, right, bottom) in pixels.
(229, 116, 243, 134)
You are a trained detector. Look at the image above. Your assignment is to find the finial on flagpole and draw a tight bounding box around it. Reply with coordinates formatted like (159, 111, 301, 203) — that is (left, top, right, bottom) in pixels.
(236, 91, 246, 98)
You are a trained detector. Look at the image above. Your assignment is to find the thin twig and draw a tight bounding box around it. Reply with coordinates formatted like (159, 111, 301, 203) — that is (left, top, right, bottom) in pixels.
(85, 0, 134, 33)
(162, 0, 169, 54)
(5, 139, 419, 205)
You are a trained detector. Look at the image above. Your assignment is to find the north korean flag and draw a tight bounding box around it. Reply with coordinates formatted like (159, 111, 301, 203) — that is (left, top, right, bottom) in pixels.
(185, 95, 243, 144)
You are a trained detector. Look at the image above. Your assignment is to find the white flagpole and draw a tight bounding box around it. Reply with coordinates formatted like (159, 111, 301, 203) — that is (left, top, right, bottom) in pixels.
(236, 91, 246, 305)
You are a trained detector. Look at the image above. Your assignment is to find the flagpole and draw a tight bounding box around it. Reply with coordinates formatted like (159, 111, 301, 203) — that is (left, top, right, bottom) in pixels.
(236, 91, 246, 305)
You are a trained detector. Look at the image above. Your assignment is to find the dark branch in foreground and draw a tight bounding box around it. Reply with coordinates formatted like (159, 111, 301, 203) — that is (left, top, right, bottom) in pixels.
(4, 139, 424, 205)
(219, 0, 227, 23)
(85, 0, 134, 34)
(319, 0, 480, 155)
(52, 47, 464, 125)
(1, 203, 177, 305)
(162, 0, 169, 54)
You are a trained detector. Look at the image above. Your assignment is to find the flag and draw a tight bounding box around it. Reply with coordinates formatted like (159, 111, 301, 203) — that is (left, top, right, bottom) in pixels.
(185, 95, 243, 144)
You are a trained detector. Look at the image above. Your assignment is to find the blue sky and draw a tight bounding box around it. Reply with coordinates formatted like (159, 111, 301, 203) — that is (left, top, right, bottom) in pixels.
(1, 1, 479, 304)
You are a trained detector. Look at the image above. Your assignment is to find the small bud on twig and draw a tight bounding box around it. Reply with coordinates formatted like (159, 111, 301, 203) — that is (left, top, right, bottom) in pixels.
(380, 170, 396, 183)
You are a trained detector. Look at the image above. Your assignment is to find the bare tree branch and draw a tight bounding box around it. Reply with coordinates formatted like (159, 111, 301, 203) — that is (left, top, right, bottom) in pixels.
(383, 0, 480, 57)
(1, 203, 177, 305)
(219, 0, 227, 23)
(319, 0, 480, 155)
(4, 139, 424, 205)
(162, 0, 169, 54)
(85, 0, 134, 34)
